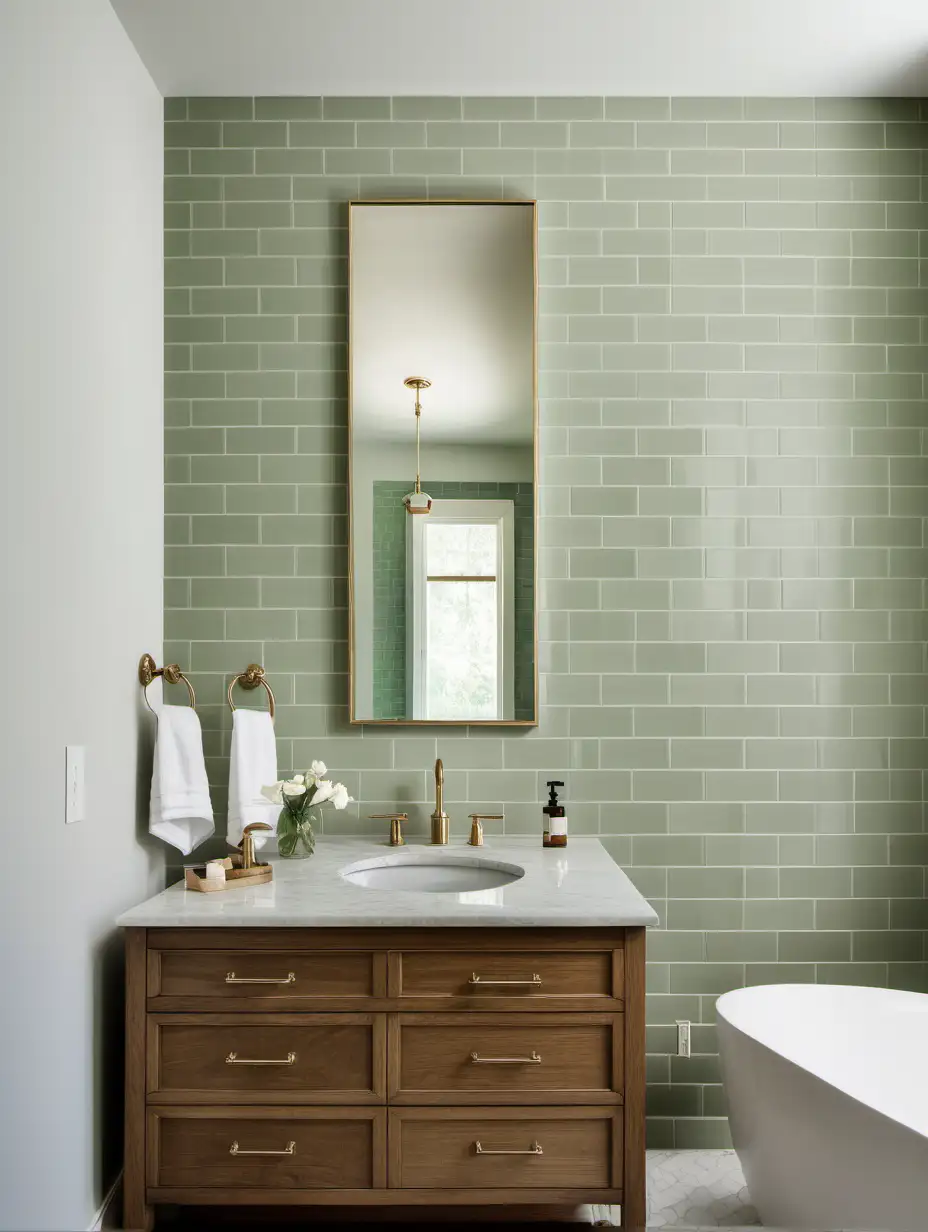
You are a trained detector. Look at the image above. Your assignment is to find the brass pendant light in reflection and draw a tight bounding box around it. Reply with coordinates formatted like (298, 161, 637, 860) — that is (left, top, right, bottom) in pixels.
(402, 376, 433, 515)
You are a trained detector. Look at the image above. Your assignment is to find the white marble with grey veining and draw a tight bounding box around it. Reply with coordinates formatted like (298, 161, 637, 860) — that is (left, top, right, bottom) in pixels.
(116, 836, 659, 928)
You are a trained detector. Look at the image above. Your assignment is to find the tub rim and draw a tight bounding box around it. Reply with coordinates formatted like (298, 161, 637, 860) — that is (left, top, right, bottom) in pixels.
(717, 982, 928, 1143)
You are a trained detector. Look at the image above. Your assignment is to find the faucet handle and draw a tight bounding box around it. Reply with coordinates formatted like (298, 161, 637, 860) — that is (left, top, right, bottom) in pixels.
(468, 814, 505, 847)
(369, 813, 408, 846)
(240, 821, 272, 869)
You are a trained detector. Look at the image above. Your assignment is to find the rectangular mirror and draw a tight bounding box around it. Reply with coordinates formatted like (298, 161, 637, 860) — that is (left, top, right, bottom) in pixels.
(348, 201, 537, 725)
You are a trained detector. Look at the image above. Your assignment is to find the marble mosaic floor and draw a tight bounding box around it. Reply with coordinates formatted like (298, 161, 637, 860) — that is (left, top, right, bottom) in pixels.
(590, 1148, 850, 1229)
(587, 1148, 758, 1228)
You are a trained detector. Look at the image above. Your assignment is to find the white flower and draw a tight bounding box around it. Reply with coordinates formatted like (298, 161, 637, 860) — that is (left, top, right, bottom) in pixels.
(282, 777, 306, 797)
(309, 759, 327, 780)
(311, 779, 335, 805)
(330, 782, 353, 810)
(291, 773, 305, 785)
(261, 782, 284, 805)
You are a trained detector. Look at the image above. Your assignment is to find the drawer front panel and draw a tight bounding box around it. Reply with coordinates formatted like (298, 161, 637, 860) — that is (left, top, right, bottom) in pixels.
(149, 1015, 384, 1103)
(389, 1107, 621, 1190)
(392, 1014, 621, 1104)
(151, 950, 376, 1006)
(396, 950, 620, 1005)
(150, 1108, 384, 1190)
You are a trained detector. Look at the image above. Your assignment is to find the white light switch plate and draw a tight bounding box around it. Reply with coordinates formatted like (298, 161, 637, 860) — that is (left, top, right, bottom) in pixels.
(676, 1019, 691, 1058)
(66, 746, 85, 824)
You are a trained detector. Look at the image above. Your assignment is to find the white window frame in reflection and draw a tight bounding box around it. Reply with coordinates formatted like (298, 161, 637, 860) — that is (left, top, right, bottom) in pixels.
(407, 499, 515, 721)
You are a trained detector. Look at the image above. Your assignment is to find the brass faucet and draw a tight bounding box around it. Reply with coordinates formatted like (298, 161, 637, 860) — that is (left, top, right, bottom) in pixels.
(431, 758, 450, 844)
(468, 813, 505, 847)
(240, 822, 272, 869)
(369, 813, 407, 846)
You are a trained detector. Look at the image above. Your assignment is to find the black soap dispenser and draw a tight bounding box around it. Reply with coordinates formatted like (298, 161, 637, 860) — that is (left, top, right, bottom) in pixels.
(543, 780, 567, 849)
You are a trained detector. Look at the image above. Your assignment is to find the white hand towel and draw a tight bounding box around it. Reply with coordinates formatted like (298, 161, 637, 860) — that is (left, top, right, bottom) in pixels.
(227, 707, 279, 852)
(149, 705, 214, 856)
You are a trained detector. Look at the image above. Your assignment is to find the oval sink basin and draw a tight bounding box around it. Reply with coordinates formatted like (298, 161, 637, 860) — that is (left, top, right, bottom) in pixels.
(339, 854, 525, 893)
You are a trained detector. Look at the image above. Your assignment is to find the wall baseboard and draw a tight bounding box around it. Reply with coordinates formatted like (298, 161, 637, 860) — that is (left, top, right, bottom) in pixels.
(88, 1172, 122, 1232)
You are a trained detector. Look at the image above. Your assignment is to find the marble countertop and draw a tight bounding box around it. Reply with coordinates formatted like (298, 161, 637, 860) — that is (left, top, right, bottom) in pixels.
(116, 837, 659, 928)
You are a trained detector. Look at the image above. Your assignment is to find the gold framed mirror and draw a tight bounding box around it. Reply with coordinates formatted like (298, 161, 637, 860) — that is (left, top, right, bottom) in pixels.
(348, 200, 538, 725)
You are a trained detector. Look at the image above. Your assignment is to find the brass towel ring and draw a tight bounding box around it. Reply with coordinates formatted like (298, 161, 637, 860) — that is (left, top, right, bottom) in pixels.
(228, 663, 276, 722)
(138, 653, 196, 712)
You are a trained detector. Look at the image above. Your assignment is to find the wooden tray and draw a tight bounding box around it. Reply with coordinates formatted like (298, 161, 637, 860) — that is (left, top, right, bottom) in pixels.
(184, 855, 273, 893)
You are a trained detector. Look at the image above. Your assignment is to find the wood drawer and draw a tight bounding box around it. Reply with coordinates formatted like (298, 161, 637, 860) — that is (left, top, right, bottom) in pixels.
(389, 1014, 622, 1104)
(148, 949, 380, 1009)
(394, 947, 623, 1009)
(148, 1107, 386, 1190)
(388, 1107, 622, 1192)
(148, 1014, 385, 1104)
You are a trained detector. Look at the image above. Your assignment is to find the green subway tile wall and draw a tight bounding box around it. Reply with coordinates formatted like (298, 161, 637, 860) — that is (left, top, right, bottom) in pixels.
(163, 96, 928, 1149)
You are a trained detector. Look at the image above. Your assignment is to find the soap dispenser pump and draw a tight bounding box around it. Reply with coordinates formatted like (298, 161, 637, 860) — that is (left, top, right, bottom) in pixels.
(543, 780, 567, 849)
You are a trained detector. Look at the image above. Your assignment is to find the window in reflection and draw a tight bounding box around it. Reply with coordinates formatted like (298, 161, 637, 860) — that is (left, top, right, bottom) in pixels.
(409, 502, 514, 721)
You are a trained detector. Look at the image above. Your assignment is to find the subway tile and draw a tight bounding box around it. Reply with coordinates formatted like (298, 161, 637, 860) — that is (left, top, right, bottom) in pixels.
(426, 121, 500, 147)
(320, 97, 389, 119)
(633, 771, 704, 802)
(221, 121, 287, 147)
(376, 97, 457, 121)
(165, 121, 222, 147)
(163, 94, 928, 1126)
(253, 97, 321, 120)
(286, 125, 357, 156)
(705, 771, 777, 802)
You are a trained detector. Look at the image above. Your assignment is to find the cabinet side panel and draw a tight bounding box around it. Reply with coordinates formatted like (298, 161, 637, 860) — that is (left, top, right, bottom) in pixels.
(124, 928, 152, 1230)
(622, 927, 646, 1229)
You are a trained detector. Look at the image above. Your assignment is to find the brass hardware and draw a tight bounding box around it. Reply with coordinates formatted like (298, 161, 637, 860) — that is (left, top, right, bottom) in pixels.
(470, 1050, 541, 1065)
(467, 813, 505, 847)
(431, 758, 450, 844)
(239, 821, 272, 871)
(226, 1051, 296, 1066)
(227, 663, 276, 721)
(402, 376, 433, 515)
(468, 973, 542, 986)
(474, 1141, 543, 1156)
(229, 1141, 296, 1157)
(138, 653, 196, 712)
(225, 972, 296, 985)
(369, 813, 408, 846)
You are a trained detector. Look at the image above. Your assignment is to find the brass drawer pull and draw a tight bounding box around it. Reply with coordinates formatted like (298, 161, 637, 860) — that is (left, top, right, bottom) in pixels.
(226, 1051, 296, 1066)
(470, 1050, 541, 1065)
(229, 1140, 295, 1157)
(474, 1141, 543, 1156)
(469, 973, 542, 986)
(225, 972, 296, 985)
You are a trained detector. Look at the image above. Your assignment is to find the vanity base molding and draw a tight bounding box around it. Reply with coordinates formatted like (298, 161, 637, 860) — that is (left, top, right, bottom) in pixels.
(123, 926, 645, 1229)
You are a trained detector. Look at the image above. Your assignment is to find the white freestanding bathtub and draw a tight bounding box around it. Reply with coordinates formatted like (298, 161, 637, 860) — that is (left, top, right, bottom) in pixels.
(717, 984, 928, 1232)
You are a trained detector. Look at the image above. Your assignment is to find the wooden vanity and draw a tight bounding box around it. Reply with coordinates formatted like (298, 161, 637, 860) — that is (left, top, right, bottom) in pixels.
(124, 923, 646, 1228)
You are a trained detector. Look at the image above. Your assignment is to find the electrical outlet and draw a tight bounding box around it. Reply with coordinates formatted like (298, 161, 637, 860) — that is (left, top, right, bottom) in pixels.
(676, 1019, 691, 1058)
(66, 746, 85, 824)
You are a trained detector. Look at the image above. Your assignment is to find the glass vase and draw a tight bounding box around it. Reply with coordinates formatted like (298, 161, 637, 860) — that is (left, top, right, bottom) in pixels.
(276, 805, 318, 859)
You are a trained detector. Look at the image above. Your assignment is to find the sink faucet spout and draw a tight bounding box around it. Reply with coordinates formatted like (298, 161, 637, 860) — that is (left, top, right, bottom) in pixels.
(431, 758, 450, 844)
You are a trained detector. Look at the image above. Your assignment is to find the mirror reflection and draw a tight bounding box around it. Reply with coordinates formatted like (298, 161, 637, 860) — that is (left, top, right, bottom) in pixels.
(349, 202, 537, 724)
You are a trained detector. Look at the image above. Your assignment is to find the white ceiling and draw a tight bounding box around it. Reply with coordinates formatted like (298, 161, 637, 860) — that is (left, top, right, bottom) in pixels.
(111, 0, 928, 97)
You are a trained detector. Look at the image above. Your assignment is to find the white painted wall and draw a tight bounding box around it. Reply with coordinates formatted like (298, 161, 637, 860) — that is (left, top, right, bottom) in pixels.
(0, 3, 163, 1228)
